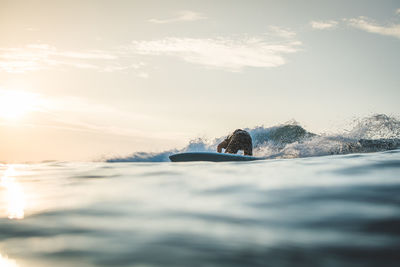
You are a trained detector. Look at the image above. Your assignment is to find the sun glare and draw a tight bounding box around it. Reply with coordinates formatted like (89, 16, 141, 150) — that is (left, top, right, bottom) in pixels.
(0, 166, 25, 219)
(0, 90, 40, 120)
(0, 253, 19, 267)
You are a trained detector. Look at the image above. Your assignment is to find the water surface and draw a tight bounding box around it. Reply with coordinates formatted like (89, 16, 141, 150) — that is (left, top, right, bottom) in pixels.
(1, 150, 400, 266)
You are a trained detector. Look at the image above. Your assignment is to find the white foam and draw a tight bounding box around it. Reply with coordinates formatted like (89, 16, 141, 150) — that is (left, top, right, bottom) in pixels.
(107, 114, 400, 162)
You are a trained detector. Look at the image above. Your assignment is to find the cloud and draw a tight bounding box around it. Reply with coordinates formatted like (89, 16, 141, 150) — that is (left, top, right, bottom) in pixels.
(137, 72, 149, 79)
(0, 60, 42, 73)
(268, 26, 297, 38)
(149, 10, 207, 24)
(397, 8, 400, 15)
(0, 88, 157, 138)
(310, 20, 339, 30)
(1, 28, 301, 74)
(347, 16, 400, 39)
(128, 35, 301, 71)
(41, 102, 154, 138)
(0, 44, 146, 74)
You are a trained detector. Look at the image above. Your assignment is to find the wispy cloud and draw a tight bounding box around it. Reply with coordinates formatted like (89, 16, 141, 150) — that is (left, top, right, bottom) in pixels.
(128, 34, 301, 71)
(310, 20, 339, 30)
(268, 26, 297, 38)
(0, 44, 146, 75)
(0, 88, 158, 138)
(396, 8, 400, 15)
(347, 16, 400, 39)
(148, 10, 207, 24)
(1, 28, 301, 74)
(42, 97, 155, 138)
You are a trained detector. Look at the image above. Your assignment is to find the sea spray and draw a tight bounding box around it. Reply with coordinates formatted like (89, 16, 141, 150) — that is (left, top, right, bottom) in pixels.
(107, 114, 400, 162)
(345, 114, 400, 139)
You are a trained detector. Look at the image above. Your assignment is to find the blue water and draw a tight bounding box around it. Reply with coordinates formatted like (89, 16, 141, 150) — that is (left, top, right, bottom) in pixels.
(1, 149, 400, 267)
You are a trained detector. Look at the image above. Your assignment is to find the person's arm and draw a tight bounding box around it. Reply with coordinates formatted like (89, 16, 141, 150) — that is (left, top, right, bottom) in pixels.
(244, 146, 253, 156)
(244, 135, 253, 156)
(217, 140, 228, 153)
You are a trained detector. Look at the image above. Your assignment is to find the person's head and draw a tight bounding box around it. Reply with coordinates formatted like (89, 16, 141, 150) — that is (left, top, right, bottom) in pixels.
(233, 129, 243, 134)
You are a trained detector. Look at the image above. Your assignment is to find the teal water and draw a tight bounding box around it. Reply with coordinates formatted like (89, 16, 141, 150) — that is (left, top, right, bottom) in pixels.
(1, 150, 400, 267)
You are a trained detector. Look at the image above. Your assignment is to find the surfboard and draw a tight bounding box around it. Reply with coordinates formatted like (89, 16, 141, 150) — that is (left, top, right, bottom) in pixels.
(169, 152, 264, 162)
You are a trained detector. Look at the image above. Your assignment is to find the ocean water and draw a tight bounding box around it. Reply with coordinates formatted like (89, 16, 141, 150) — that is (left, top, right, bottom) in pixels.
(1, 114, 400, 267)
(1, 149, 400, 267)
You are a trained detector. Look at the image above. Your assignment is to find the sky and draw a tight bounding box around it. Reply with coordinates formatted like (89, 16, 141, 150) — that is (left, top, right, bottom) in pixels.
(0, 0, 399, 162)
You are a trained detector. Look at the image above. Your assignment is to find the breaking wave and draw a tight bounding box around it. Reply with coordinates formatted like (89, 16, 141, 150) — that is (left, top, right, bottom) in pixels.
(106, 114, 400, 162)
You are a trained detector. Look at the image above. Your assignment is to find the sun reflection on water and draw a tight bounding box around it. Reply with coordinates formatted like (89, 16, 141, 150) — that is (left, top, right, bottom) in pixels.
(0, 253, 19, 267)
(0, 166, 25, 219)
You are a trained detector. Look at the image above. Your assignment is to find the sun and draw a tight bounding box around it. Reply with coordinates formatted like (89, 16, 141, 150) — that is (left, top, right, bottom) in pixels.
(0, 90, 40, 120)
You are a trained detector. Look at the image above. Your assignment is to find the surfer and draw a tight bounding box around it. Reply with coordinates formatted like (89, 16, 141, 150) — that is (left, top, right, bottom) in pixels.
(217, 129, 253, 156)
